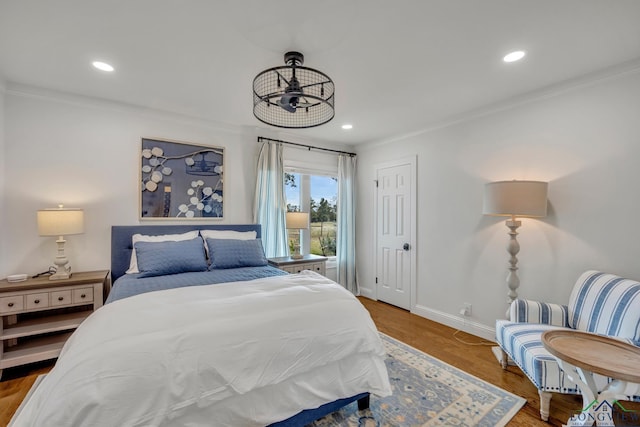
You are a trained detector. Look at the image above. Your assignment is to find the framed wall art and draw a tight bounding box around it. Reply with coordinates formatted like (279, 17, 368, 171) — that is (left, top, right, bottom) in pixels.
(140, 138, 224, 220)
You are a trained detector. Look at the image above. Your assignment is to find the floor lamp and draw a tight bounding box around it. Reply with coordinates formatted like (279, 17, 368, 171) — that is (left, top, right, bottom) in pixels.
(286, 212, 309, 260)
(483, 180, 548, 315)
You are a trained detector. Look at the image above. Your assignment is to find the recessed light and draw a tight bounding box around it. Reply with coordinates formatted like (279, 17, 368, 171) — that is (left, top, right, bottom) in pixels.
(341, 124, 353, 130)
(503, 51, 525, 63)
(92, 61, 114, 72)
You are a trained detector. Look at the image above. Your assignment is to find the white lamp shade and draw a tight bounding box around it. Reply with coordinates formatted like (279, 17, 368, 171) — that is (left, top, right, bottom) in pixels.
(483, 180, 548, 217)
(37, 208, 85, 236)
(286, 212, 310, 229)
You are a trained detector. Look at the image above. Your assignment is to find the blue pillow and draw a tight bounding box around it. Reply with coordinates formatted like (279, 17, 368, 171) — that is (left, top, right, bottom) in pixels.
(206, 238, 268, 269)
(134, 238, 208, 278)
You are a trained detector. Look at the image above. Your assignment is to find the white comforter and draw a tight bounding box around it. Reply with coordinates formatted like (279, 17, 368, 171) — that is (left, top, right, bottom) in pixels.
(11, 271, 391, 427)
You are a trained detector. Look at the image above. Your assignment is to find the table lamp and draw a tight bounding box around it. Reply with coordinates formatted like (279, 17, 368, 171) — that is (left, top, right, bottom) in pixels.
(483, 180, 548, 312)
(37, 205, 85, 280)
(286, 212, 309, 260)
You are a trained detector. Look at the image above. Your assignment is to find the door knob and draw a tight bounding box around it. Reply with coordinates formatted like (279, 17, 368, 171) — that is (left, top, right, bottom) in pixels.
(403, 243, 410, 251)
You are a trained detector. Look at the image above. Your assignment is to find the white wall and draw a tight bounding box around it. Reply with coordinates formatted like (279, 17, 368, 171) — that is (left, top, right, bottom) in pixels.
(356, 69, 640, 339)
(0, 81, 5, 277)
(1, 86, 348, 278)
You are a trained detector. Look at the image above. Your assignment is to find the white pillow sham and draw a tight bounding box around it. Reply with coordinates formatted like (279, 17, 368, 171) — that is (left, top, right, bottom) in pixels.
(199, 230, 257, 240)
(199, 229, 257, 258)
(126, 231, 200, 274)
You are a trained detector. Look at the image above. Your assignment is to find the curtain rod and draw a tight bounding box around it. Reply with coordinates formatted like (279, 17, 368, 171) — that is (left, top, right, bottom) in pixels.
(257, 136, 356, 157)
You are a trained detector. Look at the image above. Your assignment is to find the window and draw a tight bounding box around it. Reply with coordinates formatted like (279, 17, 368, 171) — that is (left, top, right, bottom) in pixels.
(285, 171, 337, 257)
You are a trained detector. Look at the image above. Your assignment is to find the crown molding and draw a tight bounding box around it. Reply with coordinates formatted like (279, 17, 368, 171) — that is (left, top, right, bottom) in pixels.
(362, 57, 640, 150)
(4, 82, 244, 135)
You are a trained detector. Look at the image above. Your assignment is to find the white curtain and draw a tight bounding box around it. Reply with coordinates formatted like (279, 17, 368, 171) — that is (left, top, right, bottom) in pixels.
(337, 154, 357, 294)
(253, 141, 288, 258)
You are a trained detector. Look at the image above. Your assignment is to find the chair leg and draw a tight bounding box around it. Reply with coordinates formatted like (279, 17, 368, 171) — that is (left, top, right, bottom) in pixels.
(500, 349, 508, 369)
(538, 390, 552, 421)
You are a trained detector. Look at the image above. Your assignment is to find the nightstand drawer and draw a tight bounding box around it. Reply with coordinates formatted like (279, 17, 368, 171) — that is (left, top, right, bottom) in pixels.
(0, 295, 24, 314)
(268, 255, 328, 277)
(311, 263, 325, 273)
(26, 292, 49, 310)
(291, 264, 311, 273)
(73, 288, 94, 304)
(51, 290, 72, 307)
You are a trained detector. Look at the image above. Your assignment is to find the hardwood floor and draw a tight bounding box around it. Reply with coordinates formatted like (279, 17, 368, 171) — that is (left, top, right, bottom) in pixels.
(0, 360, 52, 426)
(0, 298, 638, 426)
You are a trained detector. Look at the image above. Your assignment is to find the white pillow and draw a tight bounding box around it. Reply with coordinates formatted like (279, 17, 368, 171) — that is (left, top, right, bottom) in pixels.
(126, 231, 200, 274)
(199, 229, 257, 258)
(199, 230, 257, 241)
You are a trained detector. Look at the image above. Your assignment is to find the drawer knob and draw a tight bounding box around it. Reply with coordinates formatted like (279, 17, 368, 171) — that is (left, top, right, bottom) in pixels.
(34, 299, 40, 304)
(58, 296, 64, 301)
(81, 294, 86, 298)
(8, 302, 14, 307)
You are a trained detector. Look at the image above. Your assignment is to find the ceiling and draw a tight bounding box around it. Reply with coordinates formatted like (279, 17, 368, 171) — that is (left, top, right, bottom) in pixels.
(1, 0, 640, 146)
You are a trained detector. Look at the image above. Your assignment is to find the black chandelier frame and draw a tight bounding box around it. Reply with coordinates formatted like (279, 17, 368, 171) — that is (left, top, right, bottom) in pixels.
(252, 52, 335, 129)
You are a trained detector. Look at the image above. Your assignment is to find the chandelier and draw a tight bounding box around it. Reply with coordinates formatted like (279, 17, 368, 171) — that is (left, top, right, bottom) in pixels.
(253, 51, 335, 129)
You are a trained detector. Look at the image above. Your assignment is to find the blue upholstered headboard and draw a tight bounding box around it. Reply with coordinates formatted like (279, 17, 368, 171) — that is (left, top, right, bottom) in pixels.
(111, 224, 262, 282)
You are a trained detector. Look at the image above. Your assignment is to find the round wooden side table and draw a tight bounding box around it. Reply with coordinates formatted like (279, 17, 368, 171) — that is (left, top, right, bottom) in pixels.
(542, 330, 640, 427)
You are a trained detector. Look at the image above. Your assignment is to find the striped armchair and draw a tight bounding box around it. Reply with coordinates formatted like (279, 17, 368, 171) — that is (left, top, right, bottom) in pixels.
(495, 270, 640, 421)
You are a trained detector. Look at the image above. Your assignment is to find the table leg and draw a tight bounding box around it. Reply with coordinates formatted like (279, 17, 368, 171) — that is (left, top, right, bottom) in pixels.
(557, 359, 597, 426)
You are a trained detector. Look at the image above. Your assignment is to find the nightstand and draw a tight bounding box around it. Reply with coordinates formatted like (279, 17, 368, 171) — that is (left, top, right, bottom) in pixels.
(0, 270, 109, 379)
(268, 254, 328, 276)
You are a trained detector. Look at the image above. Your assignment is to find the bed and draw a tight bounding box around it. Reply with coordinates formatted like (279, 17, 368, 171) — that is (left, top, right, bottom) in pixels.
(10, 224, 391, 427)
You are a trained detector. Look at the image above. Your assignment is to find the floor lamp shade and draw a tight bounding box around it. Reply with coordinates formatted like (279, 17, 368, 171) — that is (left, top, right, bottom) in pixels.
(483, 180, 548, 218)
(37, 207, 84, 280)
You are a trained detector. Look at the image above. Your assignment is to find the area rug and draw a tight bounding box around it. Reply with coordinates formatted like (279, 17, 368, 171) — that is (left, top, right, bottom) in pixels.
(309, 333, 526, 427)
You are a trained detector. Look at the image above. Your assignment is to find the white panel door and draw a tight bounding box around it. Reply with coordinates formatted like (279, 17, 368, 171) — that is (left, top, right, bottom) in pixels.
(376, 163, 413, 310)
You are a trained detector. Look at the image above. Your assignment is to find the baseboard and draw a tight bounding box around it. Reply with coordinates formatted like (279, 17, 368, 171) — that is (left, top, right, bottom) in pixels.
(411, 304, 496, 342)
(358, 297, 497, 343)
(358, 286, 375, 299)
